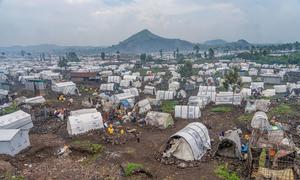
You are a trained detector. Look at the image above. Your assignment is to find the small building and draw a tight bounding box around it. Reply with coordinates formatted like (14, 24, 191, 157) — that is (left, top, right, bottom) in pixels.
(70, 72, 98, 82)
(0, 129, 30, 156)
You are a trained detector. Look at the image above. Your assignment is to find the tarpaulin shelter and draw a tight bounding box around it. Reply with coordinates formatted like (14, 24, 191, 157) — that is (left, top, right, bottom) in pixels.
(145, 111, 174, 129)
(156, 90, 174, 100)
(215, 92, 242, 105)
(163, 122, 211, 161)
(67, 109, 103, 135)
(137, 99, 151, 114)
(251, 111, 270, 130)
(144, 85, 156, 95)
(0, 110, 33, 130)
(174, 105, 201, 119)
(107, 76, 121, 84)
(216, 129, 242, 159)
(51, 82, 79, 95)
(100, 83, 117, 92)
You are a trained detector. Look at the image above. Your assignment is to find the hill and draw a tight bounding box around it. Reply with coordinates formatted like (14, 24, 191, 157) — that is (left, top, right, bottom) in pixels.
(107, 29, 195, 53)
(204, 39, 227, 46)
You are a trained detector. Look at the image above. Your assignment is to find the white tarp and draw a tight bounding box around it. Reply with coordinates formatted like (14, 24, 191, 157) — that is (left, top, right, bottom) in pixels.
(274, 85, 287, 94)
(197, 86, 216, 102)
(145, 111, 174, 129)
(156, 90, 174, 100)
(215, 92, 242, 105)
(138, 99, 151, 114)
(168, 81, 180, 91)
(120, 80, 131, 88)
(100, 83, 116, 91)
(164, 122, 211, 161)
(255, 99, 271, 112)
(67, 110, 103, 135)
(107, 76, 121, 84)
(112, 92, 135, 103)
(241, 76, 252, 83)
(188, 96, 206, 109)
(0, 129, 30, 156)
(251, 82, 264, 90)
(262, 89, 276, 97)
(51, 82, 78, 95)
(123, 88, 139, 97)
(0, 110, 33, 130)
(251, 111, 270, 130)
(144, 85, 156, 95)
(24, 96, 46, 105)
(175, 106, 201, 119)
(241, 88, 252, 99)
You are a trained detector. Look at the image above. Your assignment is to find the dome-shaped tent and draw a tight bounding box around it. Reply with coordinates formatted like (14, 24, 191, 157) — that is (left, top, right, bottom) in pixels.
(251, 111, 270, 130)
(163, 122, 211, 161)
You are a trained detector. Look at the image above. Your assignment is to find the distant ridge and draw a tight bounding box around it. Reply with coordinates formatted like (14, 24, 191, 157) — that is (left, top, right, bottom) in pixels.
(204, 39, 227, 46)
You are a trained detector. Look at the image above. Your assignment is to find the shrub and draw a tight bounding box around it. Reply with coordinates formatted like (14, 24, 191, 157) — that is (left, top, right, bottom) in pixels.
(124, 163, 144, 176)
(162, 100, 178, 113)
(215, 164, 240, 180)
(270, 104, 293, 115)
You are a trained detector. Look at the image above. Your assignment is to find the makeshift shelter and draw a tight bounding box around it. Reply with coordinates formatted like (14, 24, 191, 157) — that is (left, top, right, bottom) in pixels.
(163, 122, 211, 161)
(177, 90, 187, 99)
(241, 88, 252, 99)
(111, 92, 135, 103)
(0, 129, 30, 156)
(24, 96, 46, 105)
(51, 82, 79, 95)
(274, 85, 287, 94)
(262, 89, 276, 97)
(251, 111, 270, 130)
(123, 88, 139, 97)
(100, 83, 117, 92)
(188, 96, 206, 109)
(0, 89, 8, 103)
(168, 81, 180, 92)
(197, 86, 216, 102)
(156, 90, 175, 100)
(25, 79, 45, 96)
(145, 111, 174, 129)
(251, 82, 264, 90)
(216, 129, 242, 159)
(174, 105, 201, 119)
(123, 75, 138, 81)
(144, 85, 156, 95)
(241, 76, 252, 83)
(120, 80, 131, 88)
(107, 76, 121, 84)
(137, 99, 151, 114)
(255, 99, 271, 112)
(67, 109, 103, 135)
(215, 92, 242, 105)
(261, 74, 281, 85)
(0, 110, 33, 130)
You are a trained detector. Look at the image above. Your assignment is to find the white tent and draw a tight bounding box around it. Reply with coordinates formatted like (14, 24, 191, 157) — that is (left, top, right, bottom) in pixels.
(138, 99, 151, 114)
(67, 109, 103, 135)
(251, 111, 270, 130)
(107, 76, 121, 84)
(120, 80, 131, 88)
(163, 122, 211, 161)
(144, 85, 156, 95)
(250, 82, 264, 90)
(111, 92, 135, 103)
(241, 88, 252, 99)
(216, 129, 242, 159)
(274, 85, 287, 94)
(0, 129, 30, 156)
(0, 110, 33, 130)
(188, 96, 206, 109)
(175, 105, 201, 119)
(168, 81, 180, 92)
(123, 88, 139, 97)
(241, 76, 252, 83)
(24, 96, 46, 105)
(51, 82, 78, 95)
(156, 90, 174, 100)
(262, 89, 276, 97)
(123, 75, 138, 81)
(100, 83, 116, 91)
(197, 86, 216, 102)
(215, 92, 242, 105)
(145, 111, 174, 129)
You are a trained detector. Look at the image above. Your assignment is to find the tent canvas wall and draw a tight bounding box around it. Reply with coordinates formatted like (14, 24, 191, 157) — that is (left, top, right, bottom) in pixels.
(100, 83, 116, 91)
(24, 96, 46, 105)
(262, 89, 276, 97)
(175, 106, 201, 119)
(168, 81, 180, 92)
(107, 76, 121, 84)
(156, 90, 175, 100)
(67, 111, 103, 135)
(188, 96, 207, 109)
(197, 86, 216, 102)
(251, 111, 270, 130)
(216, 129, 242, 159)
(215, 92, 242, 105)
(251, 82, 264, 90)
(274, 85, 287, 94)
(123, 88, 139, 97)
(120, 80, 131, 88)
(70, 108, 98, 116)
(145, 111, 174, 129)
(163, 122, 211, 161)
(0, 110, 33, 130)
(0, 129, 30, 156)
(51, 82, 78, 95)
(138, 99, 151, 114)
(144, 85, 156, 95)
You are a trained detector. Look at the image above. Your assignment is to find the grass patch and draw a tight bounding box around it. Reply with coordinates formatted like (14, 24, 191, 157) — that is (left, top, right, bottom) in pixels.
(211, 106, 233, 113)
(124, 163, 144, 176)
(71, 140, 104, 154)
(1, 103, 19, 115)
(270, 104, 293, 115)
(237, 114, 253, 122)
(215, 164, 240, 180)
(161, 100, 178, 113)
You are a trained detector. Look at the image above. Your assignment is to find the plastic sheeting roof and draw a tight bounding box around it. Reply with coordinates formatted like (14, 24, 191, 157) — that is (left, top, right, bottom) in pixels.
(0, 110, 33, 130)
(171, 122, 211, 160)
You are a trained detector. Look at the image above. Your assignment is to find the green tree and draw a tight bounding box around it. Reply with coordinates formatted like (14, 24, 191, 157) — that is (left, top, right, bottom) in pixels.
(208, 48, 214, 59)
(116, 51, 120, 60)
(223, 67, 242, 103)
(58, 56, 68, 70)
(193, 45, 200, 58)
(101, 52, 105, 60)
(159, 49, 163, 60)
(66, 52, 80, 62)
(177, 61, 193, 78)
(204, 51, 207, 59)
(146, 54, 153, 61)
(140, 53, 147, 62)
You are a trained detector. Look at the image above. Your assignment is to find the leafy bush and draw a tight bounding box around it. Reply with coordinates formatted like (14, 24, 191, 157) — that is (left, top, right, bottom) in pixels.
(71, 140, 103, 154)
(1, 103, 19, 115)
(237, 114, 253, 122)
(162, 100, 178, 113)
(215, 164, 240, 180)
(211, 106, 233, 113)
(124, 163, 144, 176)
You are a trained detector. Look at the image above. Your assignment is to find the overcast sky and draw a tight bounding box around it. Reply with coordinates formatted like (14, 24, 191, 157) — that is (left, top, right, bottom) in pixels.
(0, 0, 300, 46)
